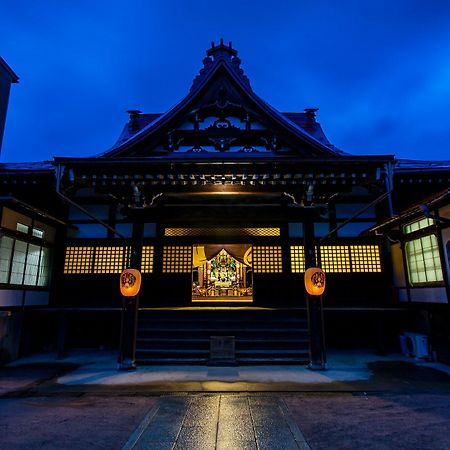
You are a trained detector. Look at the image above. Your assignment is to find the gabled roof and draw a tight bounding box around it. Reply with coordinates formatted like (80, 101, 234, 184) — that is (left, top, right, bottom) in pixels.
(99, 40, 343, 159)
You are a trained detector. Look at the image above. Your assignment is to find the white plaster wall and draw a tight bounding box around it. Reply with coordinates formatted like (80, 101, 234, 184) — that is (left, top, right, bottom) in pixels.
(410, 287, 447, 304)
(0, 289, 23, 307)
(391, 242, 406, 286)
(24, 290, 49, 306)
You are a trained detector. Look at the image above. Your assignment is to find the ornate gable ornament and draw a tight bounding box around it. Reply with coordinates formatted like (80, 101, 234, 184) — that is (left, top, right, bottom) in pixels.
(190, 39, 251, 93)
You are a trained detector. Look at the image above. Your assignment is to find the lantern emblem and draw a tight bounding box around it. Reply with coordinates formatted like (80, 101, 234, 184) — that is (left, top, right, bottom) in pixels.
(304, 267, 326, 296)
(120, 269, 141, 297)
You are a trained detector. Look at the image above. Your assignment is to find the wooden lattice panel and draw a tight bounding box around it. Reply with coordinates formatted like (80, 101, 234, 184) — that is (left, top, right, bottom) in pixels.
(93, 246, 126, 274)
(350, 245, 381, 272)
(64, 246, 94, 274)
(141, 246, 154, 273)
(253, 246, 283, 273)
(290, 245, 305, 273)
(319, 245, 351, 273)
(164, 227, 280, 237)
(162, 246, 192, 273)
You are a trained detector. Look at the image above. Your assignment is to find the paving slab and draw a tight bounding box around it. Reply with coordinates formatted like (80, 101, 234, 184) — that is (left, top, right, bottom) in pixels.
(123, 394, 310, 450)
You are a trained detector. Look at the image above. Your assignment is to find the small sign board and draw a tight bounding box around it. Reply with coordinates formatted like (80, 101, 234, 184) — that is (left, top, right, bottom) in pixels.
(209, 336, 236, 366)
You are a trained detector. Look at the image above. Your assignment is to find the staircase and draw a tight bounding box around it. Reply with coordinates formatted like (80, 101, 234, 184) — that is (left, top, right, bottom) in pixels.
(136, 308, 309, 365)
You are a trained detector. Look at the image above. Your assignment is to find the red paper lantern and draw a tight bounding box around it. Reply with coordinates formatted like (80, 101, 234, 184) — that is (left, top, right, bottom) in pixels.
(120, 268, 141, 297)
(304, 267, 326, 296)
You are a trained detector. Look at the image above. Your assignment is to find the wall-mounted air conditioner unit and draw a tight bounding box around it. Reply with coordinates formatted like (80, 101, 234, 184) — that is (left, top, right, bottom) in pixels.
(402, 332, 430, 359)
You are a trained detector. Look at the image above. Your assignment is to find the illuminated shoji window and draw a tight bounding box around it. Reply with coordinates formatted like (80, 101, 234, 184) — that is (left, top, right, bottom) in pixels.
(162, 246, 192, 273)
(405, 235, 443, 284)
(141, 246, 154, 273)
(253, 246, 283, 273)
(319, 245, 351, 273)
(290, 245, 305, 273)
(64, 247, 94, 274)
(404, 218, 434, 234)
(93, 247, 125, 274)
(350, 245, 382, 272)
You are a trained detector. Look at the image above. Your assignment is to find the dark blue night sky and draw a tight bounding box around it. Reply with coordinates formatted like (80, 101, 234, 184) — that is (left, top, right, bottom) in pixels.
(1, 0, 450, 162)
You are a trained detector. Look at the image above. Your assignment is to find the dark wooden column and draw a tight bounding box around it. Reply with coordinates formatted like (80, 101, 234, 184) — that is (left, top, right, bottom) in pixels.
(118, 217, 144, 370)
(304, 206, 327, 370)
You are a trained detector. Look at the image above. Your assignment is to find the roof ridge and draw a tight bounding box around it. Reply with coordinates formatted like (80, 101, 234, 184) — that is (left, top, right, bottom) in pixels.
(190, 39, 251, 92)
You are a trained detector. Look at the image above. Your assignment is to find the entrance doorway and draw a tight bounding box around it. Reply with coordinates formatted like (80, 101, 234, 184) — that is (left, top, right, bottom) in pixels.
(192, 244, 253, 302)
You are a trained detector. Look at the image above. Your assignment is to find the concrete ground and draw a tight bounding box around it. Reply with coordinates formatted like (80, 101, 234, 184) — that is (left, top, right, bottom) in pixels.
(1, 350, 449, 449)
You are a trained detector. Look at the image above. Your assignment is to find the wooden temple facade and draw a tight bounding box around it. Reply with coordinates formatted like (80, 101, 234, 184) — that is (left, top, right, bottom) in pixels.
(0, 41, 448, 365)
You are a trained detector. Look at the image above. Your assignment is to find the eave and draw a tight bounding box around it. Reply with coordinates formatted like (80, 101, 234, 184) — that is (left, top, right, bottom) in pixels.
(0, 196, 66, 226)
(54, 154, 394, 166)
(367, 188, 450, 233)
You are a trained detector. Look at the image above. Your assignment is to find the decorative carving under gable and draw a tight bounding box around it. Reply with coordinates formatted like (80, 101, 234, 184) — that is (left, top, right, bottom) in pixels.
(239, 145, 257, 153)
(210, 118, 235, 130)
(199, 116, 244, 130)
(207, 136, 237, 152)
(187, 145, 206, 153)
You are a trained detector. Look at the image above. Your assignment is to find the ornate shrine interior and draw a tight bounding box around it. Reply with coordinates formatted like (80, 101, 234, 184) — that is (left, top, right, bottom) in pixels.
(192, 244, 253, 302)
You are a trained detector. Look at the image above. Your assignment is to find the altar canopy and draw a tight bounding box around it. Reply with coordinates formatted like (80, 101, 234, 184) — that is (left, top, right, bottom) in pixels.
(192, 244, 252, 267)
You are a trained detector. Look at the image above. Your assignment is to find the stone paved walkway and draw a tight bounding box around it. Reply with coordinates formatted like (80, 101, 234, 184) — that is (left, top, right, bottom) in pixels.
(122, 394, 310, 450)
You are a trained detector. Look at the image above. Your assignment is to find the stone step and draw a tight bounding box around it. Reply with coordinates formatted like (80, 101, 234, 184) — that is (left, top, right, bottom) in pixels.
(136, 348, 309, 359)
(136, 309, 310, 365)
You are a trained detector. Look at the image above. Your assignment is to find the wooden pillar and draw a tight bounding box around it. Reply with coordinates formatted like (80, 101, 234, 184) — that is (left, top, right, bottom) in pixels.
(304, 207, 327, 370)
(118, 218, 143, 370)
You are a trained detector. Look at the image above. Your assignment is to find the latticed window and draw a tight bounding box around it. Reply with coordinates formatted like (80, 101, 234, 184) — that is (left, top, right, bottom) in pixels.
(290, 244, 382, 273)
(64, 247, 95, 274)
(253, 246, 283, 273)
(349, 245, 382, 272)
(64, 246, 128, 274)
(404, 218, 434, 234)
(405, 235, 443, 284)
(164, 227, 280, 237)
(0, 236, 14, 283)
(290, 245, 305, 273)
(141, 246, 154, 273)
(93, 246, 126, 274)
(319, 246, 351, 273)
(0, 235, 52, 286)
(162, 246, 192, 273)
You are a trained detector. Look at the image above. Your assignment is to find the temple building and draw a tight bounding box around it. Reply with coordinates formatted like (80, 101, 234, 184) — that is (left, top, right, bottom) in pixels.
(0, 41, 449, 365)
